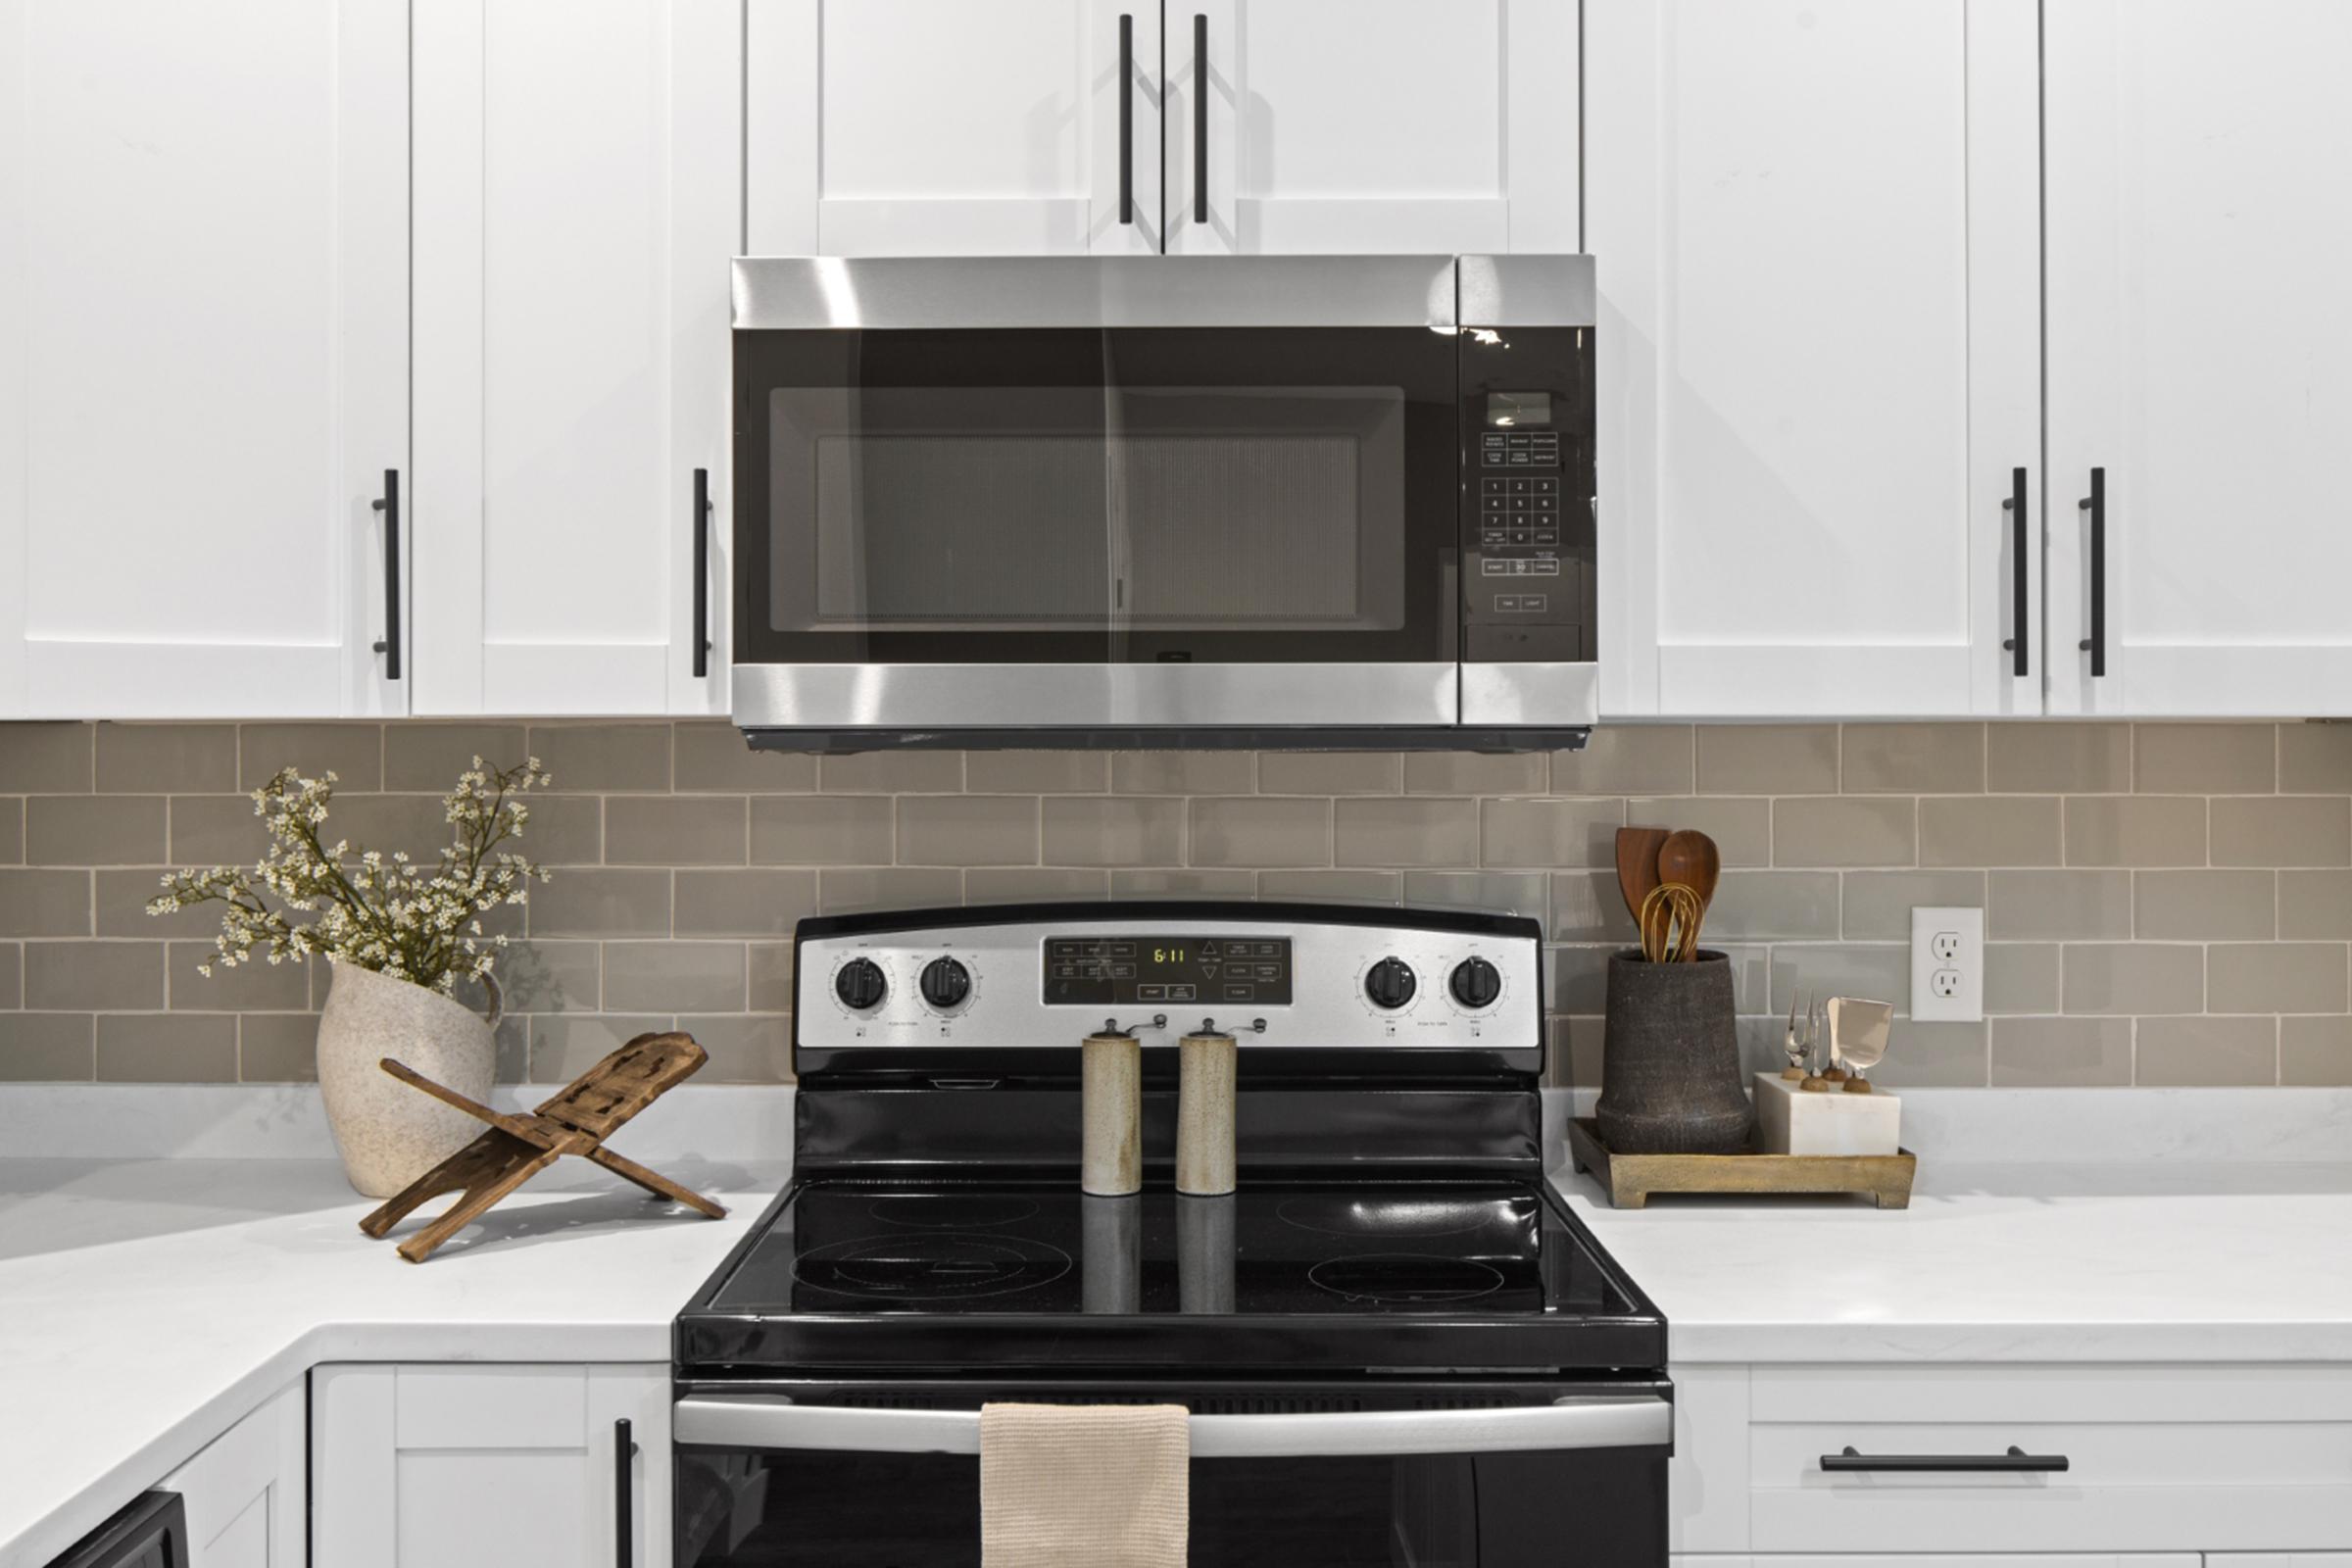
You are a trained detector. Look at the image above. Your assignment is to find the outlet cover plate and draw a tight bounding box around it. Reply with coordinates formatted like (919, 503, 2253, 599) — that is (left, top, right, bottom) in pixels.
(1910, 906, 1984, 1023)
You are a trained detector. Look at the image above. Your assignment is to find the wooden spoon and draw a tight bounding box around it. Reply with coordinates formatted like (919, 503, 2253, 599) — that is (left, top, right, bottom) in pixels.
(1615, 826, 1671, 925)
(1656, 829, 1722, 935)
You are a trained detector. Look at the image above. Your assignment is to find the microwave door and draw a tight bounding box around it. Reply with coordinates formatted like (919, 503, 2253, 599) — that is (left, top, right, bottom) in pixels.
(731, 258, 1466, 736)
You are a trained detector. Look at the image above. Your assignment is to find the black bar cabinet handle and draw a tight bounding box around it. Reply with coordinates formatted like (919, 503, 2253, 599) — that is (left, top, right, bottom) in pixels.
(1823, 1444, 2069, 1474)
(1118, 14, 1134, 224)
(1999, 466, 2028, 677)
(614, 1417, 636, 1565)
(692, 467, 712, 678)
(368, 468, 402, 681)
(1193, 14, 1208, 222)
(2078, 466, 2106, 676)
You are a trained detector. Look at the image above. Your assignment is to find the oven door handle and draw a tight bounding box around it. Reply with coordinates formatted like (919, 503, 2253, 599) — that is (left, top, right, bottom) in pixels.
(674, 1395, 1670, 1458)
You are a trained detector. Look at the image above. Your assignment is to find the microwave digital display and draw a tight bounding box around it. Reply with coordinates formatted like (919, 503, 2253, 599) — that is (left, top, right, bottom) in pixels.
(1486, 390, 1552, 427)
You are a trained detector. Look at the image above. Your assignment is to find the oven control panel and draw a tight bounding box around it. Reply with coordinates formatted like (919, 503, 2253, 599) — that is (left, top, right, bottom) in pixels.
(797, 913, 1541, 1051)
(1044, 935, 1294, 1008)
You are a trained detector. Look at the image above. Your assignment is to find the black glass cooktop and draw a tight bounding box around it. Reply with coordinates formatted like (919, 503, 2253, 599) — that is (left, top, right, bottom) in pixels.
(678, 1180, 1663, 1372)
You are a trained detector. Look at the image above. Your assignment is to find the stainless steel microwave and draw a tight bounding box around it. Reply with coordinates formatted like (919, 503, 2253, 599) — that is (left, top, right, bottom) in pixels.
(729, 254, 1595, 751)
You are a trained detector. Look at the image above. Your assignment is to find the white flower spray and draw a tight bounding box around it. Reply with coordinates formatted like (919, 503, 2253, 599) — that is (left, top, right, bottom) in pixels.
(150, 757, 554, 997)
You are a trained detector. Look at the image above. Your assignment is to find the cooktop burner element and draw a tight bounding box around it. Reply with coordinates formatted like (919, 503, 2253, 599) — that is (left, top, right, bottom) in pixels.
(1307, 1253, 1507, 1304)
(1276, 1193, 1495, 1241)
(791, 1231, 1073, 1302)
(868, 1194, 1040, 1230)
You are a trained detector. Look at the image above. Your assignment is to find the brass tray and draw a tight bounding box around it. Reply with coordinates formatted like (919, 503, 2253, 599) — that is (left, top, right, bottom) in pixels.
(1567, 1117, 1916, 1209)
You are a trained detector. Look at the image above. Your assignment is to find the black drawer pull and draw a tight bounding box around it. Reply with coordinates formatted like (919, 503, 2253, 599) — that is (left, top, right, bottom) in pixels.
(692, 467, 712, 678)
(614, 1416, 638, 1564)
(369, 468, 402, 681)
(2078, 466, 2106, 676)
(1823, 1444, 2069, 1474)
(1998, 466, 2028, 677)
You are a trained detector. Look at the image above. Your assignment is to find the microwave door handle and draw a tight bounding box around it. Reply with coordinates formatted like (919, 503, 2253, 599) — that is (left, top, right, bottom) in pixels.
(673, 1396, 1669, 1458)
(1118, 13, 1135, 224)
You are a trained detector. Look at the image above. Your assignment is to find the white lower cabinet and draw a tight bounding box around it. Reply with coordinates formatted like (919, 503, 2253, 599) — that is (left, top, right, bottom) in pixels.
(312, 1363, 671, 1568)
(160, 1378, 307, 1568)
(1673, 1363, 2352, 1558)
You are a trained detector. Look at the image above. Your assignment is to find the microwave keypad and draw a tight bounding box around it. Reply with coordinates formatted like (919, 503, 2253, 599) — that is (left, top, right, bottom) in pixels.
(1481, 430, 1561, 467)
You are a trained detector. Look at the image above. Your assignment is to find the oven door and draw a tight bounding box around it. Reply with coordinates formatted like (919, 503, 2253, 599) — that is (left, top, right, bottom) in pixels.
(674, 1378, 1669, 1567)
(730, 256, 1465, 735)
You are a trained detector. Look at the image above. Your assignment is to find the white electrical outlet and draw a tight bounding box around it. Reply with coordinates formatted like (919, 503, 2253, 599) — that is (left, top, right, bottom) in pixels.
(1910, 906, 1984, 1022)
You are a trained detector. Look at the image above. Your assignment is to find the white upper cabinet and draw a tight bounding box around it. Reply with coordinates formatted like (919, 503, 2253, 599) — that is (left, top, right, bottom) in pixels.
(0, 0, 409, 719)
(748, 0, 1162, 257)
(2046, 0, 2352, 717)
(412, 0, 741, 717)
(1589, 0, 2042, 718)
(1165, 0, 1577, 256)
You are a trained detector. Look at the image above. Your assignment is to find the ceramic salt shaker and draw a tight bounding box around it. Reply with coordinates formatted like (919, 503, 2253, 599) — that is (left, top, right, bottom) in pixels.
(1081, 1027, 1143, 1196)
(1176, 1029, 1238, 1196)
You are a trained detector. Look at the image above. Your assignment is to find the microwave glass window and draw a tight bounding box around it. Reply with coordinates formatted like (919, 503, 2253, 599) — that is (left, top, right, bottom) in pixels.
(1485, 391, 1551, 427)
(769, 384, 1407, 635)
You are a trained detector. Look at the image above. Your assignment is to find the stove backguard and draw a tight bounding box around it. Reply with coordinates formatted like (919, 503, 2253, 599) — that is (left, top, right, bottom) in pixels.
(787, 902, 1548, 1182)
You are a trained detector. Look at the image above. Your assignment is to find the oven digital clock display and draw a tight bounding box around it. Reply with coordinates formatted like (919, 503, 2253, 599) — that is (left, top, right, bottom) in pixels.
(1044, 935, 1294, 1008)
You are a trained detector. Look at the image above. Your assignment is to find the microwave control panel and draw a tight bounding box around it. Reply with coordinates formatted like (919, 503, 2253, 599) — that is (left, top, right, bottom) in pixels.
(1459, 327, 1594, 663)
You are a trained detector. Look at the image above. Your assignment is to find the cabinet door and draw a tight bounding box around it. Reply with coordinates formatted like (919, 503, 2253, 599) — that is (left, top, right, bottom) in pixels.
(1166, 0, 1576, 256)
(1588, 0, 2040, 717)
(313, 1363, 670, 1568)
(162, 1379, 306, 1568)
(2046, 0, 2352, 717)
(0, 0, 408, 719)
(748, 0, 1161, 258)
(413, 0, 740, 716)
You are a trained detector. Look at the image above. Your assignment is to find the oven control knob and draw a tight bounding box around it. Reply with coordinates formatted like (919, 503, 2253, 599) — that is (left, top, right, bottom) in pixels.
(919, 956, 972, 1010)
(1363, 956, 1418, 1010)
(834, 957, 888, 1011)
(1448, 956, 1502, 1010)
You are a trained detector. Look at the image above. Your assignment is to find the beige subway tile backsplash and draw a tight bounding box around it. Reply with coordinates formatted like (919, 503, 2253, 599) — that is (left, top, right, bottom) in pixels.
(2, 717, 2347, 1089)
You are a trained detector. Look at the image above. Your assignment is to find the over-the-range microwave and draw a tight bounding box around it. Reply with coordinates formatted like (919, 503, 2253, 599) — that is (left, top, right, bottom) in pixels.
(729, 253, 1594, 752)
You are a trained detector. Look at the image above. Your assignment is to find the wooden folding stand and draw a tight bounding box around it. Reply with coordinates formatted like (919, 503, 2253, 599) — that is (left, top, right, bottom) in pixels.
(359, 1030, 727, 1263)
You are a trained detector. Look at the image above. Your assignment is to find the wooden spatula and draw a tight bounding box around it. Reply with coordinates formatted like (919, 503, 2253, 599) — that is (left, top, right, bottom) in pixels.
(1615, 826, 1671, 925)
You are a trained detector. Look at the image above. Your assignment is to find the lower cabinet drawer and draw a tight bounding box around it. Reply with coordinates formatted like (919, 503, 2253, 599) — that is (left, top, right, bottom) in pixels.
(1748, 1366, 2352, 1554)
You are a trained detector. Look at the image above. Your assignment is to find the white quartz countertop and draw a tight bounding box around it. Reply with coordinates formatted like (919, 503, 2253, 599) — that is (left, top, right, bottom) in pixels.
(8, 1092, 2352, 1566)
(1550, 1157, 2352, 1365)
(0, 1156, 783, 1568)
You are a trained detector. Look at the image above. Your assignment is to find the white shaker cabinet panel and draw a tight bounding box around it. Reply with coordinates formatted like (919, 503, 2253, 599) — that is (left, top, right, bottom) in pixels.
(313, 1363, 670, 1568)
(2208, 1558, 2352, 1566)
(1165, 0, 1576, 257)
(747, 0, 1162, 258)
(0, 0, 409, 719)
(413, 0, 739, 716)
(1589, 0, 2040, 718)
(161, 1378, 307, 1568)
(2046, 0, 2352, 717)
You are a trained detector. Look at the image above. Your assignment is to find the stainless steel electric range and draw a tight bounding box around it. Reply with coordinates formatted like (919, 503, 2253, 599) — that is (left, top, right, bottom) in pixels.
(674, 902, 1671, 1567)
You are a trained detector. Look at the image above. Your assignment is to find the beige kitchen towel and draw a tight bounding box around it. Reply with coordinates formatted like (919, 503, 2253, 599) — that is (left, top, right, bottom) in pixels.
(980, 1401, 1190, 1568)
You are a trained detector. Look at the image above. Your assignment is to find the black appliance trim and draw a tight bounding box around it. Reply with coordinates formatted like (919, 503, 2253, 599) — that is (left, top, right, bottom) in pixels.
(47, 1491, 187, 1568)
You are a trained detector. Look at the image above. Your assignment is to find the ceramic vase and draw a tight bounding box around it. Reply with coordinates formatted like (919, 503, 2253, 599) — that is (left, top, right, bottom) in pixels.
(317, 959, 502, 1198)
(1594, 950, 1754, 1154)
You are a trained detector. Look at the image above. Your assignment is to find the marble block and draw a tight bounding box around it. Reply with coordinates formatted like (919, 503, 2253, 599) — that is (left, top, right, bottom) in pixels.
(1755, 1072, 1901, 1156)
